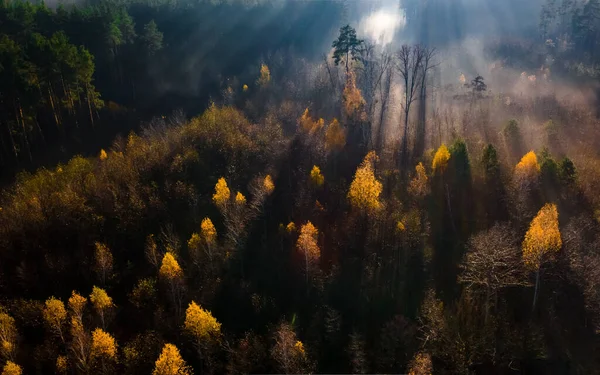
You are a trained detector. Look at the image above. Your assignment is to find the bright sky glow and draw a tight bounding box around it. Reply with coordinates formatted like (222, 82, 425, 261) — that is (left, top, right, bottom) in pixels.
(360, 8, 405, 45)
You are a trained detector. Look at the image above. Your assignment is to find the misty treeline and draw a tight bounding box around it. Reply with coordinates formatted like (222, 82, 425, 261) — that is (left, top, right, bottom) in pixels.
(1, 0, 600, 374)
(0, 0, 341, 176)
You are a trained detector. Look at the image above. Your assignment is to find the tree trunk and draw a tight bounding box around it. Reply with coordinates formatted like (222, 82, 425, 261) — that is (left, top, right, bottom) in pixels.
(532, 268, 540, 313)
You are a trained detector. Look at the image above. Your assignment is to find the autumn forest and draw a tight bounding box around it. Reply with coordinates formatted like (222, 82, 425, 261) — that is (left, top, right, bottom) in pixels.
(1, 0, 600, 374)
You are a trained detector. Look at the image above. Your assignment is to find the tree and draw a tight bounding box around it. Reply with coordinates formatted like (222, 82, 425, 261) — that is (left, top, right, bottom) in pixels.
(407, 352, 432, 375)
(94, 242, 113, 285)
(297, 221, 320, 285)
(271, 323, 311, 374)
(459, 224, 528, 322)
(1, 362, 21, 375)
(43, 297, 67, 343)
(408, 162, 429, 200)
(159, 252, 184, 316)
(348, 151, 383, 213)
(325, 118, 346, 153)
(332, 25, 363, 73)
(257, 64, 271, 86)
(91, 328, 117, 374)
(432, 144, 450, 174)
(184, 301, 222, 343)
(523, 203, 562, 310)
(397, 45, 426, 167)
(310, 166, 324, 188)
(89, 287, 113, 329)
(515, 151, 541, 187)
(213, 177, 231, 209)
(0, 310, 17, 361)
(153, 344, 192, 375)
(141, 20, 163, 56)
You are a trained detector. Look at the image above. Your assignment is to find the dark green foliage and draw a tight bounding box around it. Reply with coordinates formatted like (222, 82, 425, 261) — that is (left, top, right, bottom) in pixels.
(503, 119, 523, 161)
(332, 25, 363, 72)
(559, 156, 576, 185)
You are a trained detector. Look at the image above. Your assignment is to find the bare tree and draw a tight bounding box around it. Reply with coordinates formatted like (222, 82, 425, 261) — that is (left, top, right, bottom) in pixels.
(459, 224, 529, 323)
(415, 47, 437, 159)
(396, 45, 425, 167)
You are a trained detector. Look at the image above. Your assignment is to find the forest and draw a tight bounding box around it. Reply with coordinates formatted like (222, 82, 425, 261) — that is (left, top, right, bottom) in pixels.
(2, 0, 600, 374)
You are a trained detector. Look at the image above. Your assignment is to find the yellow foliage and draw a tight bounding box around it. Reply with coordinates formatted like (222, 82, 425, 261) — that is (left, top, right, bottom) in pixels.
(200, 218, 217, 246)
(297, 221, 320, 263)
(68, 291, 87, 316)
(43, 297, 67, 333)
(212, 178, 230, 208)
(99, 149, 108, 161)
(242, 84, 249, 92)
(263, 175, 275, 194)
(432, 144, 450, 172)
(153, 343, 192, 375)
(91, 328, 117, 360)
(343, 71, 367, 121)
(286, 222, 296, 233)
(258, 64, 271, 86)
(348, 151, 383, 212)
(184, 301, 222, 342)
(297, 109, 324, 135)
(187, 233, 201, 252)
(90, 286, 113, 312)
(310, 166, 324, 187)
(523, 203, 562, 270)
(397, 221, 406, 232)
(1, 361, 21, 375)
(409, 162, 429, 198)
(56, 355, 68, 374)
(408, 352, 433, 375)
(294, 340, 305, 356)
(0, 311, 17, 360)
(235, 191, 247, 205)
(159, 252, 183, 281)
(515, 151, 541, 183)
(325, 118, 346, 152)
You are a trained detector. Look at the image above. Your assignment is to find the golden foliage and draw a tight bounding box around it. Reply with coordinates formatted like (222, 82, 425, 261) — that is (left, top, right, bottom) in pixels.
(43, 297, 67, 335)
(523, 203, 562, 270)
(91, 328, 117, 360)
(397, 221, 406, 232)
(56, 355, 68, 374)
(212, 178, 231, 208)
(409, 162, 429, 198)
(0, 311, 17, 360)
(263, 175, 275, 194)
(235, 191, 247, 205)
(200, 218, 217, 246)
(310, 166, 324, 187)
(159, 252, 183, 281)
(348, 151, 382, 212)
(153, 343, 192, 375)
(297, 221, 320, 263)
(325, 118, 346, 152)
(408, 352, 433, 375)
(286, 222, 296, 233)
(258, 64, 271, 86)
(294, 340, 305, 356)
(242, 84, 248, 92)
(432, 144, 450, 172)
(515, 151, 541, 183)
(298, 109, 324, 134)
(184, 301, 222, 342)
(90, 286, 113, 312)
(99, 149, 108, 161)
(1, 361, 21, 375)
(343, 71, 367, 121)
(68, 291, 87, 317)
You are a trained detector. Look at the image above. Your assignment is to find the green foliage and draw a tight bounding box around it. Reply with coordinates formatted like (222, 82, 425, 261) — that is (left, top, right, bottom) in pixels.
(332, 25, 363, 71)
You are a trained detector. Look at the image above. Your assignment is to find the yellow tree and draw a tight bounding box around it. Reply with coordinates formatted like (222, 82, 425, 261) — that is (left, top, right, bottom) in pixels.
(68, 291, 90, 373)
(212, 177, 231, 209)
(343, 70, 367, 122)
(432, 144, 450, 173)
(0, 310, 17, 361)
(310, 166, 324, 188)
(407, 352, 433, 375)
(43, 297, 67, 343)
(348, 151, 382, 213)
(94, 242, 113, 285)
(514, 151, 540, 187)
(153, 343, 192, 375)
(1, 362, 21, 375)
(188, 218, 218, 273)
(408, 162, 430, 200)
(91, 328, 117, 374)
(159, 252, 184, 315)
(89, 287, 113, 329)
(297, 109, 324, 135)
(184, 301, 222, 370)
(523, 203, 562, 310)
(297, 221, 320, 285)
(271, 322, 311, 374)
(257, 64, 271, 86)
(325, 118, 346, 153)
